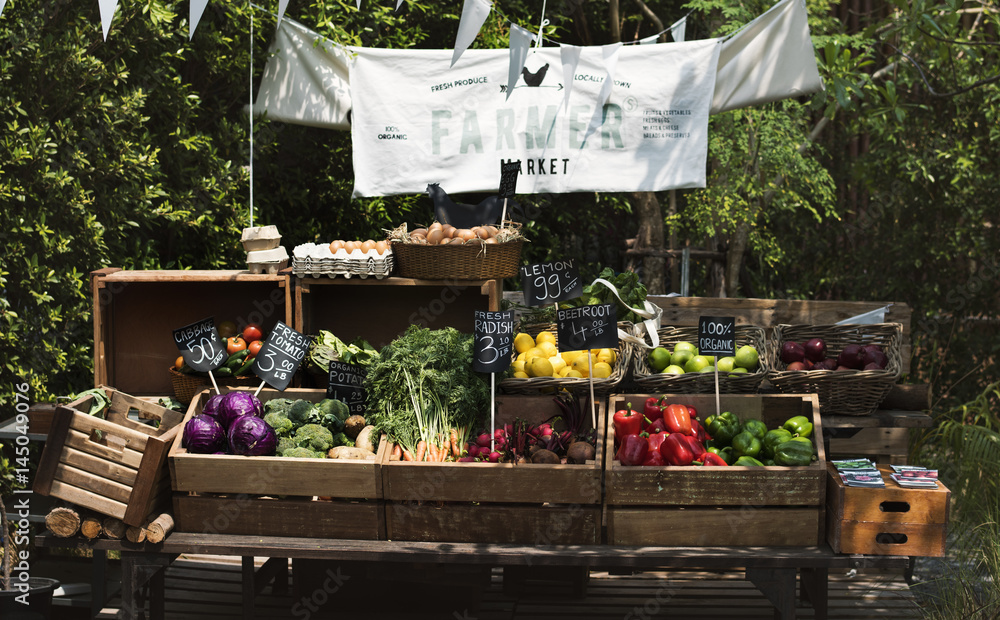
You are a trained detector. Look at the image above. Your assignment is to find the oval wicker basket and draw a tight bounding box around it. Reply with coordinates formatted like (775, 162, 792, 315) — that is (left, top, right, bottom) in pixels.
(766, 323, 903, 416)
(168, 367, 259, 405)
(391, 240, 523, 280)
(499, 321, 634, 396)
(631, 325, 769, 394)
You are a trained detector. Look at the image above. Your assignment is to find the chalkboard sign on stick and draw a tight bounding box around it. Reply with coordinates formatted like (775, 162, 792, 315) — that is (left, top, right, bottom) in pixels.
(498, 160, 521, 199)
(473, 310, 514, 373)
(520, 260, 582, 307)
(327, 361, 367, 416)
(251, 321, 309, 391)
(698, 316, 736, 357)
(557, 303, 618, 352)
(173, 317, 227, 372)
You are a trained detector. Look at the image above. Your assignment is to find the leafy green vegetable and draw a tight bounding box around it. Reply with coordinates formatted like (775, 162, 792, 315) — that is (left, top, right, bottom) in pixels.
(72, 388, 111, 418)
(561, 267, 648, 324)
(364, 326, 489, 454)
(306, 398, 349, 434)
(307, 331, 378, 374)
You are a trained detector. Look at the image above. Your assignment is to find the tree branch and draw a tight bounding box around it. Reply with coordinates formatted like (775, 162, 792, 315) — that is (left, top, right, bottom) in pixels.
(633, 0, 666, 42)
(888, 43, 1000, 98)
(916, 25, 1000, 47)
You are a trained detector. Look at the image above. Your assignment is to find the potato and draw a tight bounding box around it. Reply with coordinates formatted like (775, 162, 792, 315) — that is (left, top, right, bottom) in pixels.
(355, 425, 376, 453)
(327, 446, 376, 460)
(344, 415, 366, 439)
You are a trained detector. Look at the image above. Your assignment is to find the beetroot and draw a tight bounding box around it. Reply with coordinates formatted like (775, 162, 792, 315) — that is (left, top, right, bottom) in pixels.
(837, 344, 865, 369)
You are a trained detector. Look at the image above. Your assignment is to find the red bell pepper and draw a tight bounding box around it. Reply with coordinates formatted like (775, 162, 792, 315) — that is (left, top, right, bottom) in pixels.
(681, 434, 706, 458)
(687, 405, 698, 419)
(641, 450, 665, 467)
(662, 403, 693, 436)
(699, 452, 729, 466)
(613, 403, 643, 441)
(690, 418, 710, 443)
(618, 433, 648, 466)
(643, 397, 663, 422)
(646, 431, 668, 454)
(659, 432, 695, 466)
(646, 417, 669, 434)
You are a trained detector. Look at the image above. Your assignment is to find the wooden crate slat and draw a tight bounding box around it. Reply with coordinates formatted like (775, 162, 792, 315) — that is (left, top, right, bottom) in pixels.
(59, 445, 139, 486)
(67, 413, 151, 452)
(607, 506, 822, 546)
(53, 462, 134, 504)
(64, 428, 146, 469)
(385, 502, 601, 544)
(48, 480, 128, 520)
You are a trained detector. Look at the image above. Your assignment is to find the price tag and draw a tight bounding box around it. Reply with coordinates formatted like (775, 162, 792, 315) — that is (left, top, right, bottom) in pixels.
(327, 361, 367, 416)
(557, 303, 618, 351)
(698, 316, 736, 356)
(172, 317, 227, 372)
(473, 310, 514, 373)
(498, 160, 521, 198)
(519, 260, 583, 307)
(251, 321, 309, 391)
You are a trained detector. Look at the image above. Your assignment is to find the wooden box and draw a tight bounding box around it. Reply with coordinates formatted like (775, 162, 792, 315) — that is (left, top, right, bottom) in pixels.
(826, 464, 949, 556)
(91, 268, 292, 397)
(604, 393, 827, 546)
(33, 389, 185, 527)
(381, 394, 604, 544)
(168, 387, 386, 539)
(294, 276, 501, 351)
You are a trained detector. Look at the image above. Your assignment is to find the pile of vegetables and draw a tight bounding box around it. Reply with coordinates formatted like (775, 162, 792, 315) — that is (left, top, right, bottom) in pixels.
(516, 268, 650, 326)
(612, 397, 817, 467)
(365, 326, 489, 462)
(182, 391, 276, 456)
(262, 397, 378, 460)
(306, 330, 378, 376)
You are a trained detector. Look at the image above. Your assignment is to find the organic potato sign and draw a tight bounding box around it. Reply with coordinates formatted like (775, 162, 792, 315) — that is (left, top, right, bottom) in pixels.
(698, 316, 736, 356)
(473, 309, 514, 373)
(172, 317, 226, 372)
(251, 321, 308, 391)
(557, 303, 618, 351)
(520, 260, 582, 306)
(327, 360, 367, 415)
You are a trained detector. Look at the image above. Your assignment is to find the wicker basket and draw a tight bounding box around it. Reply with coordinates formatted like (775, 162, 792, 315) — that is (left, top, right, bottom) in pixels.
(632, 325, 768, 394)
(168, 367, 259, 404)
(766, 323, 903, 416)
(499, 321, 633, 396)
(391, 240, 523, 280)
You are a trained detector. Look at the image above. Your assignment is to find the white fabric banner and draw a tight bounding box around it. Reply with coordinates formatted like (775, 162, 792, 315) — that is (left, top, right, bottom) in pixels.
(349, 40, 720, 196)
(252, 18, 352, 130)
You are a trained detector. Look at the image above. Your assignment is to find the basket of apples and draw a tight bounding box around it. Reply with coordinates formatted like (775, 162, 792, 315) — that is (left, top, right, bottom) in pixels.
(766, 323, 903, 416)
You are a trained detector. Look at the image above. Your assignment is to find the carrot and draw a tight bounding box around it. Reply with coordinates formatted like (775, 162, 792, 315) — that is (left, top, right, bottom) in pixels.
(391, 444, 402, 461)
(402, 448, 414, 461)
(415, 440, 427, 462)
(439, 441, 449, 461)
(449, 428, 461, 459)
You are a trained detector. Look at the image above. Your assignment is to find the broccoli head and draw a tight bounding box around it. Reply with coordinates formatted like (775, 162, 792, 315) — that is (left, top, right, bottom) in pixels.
(287, 399, 319, 425)
(263, 410, 295, 437)
(331, 432, 354, 448)
(307, 398, 350, 433)
(281, 447, 324, 459)
(264, 398, 296, 416)
(277, 436, 298, 455)
(293, 423, 334, 452)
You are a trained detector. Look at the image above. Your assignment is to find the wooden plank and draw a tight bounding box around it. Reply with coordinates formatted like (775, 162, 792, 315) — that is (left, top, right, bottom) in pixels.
(65, 429, 146, 469)
(60, 445, 139, 486)
(822, 410, 933, 429)
(827, 509, 947, 557)
(878, 383, 931, 411)
(54, 462, 134, 504)
(826, 465, 950, 524)
(101, 269, 287, 283)
(47, 480, 128, 520)
(607, 506, 822, 546)
(32, 405, 75, 495)
(828, 427, 910, 460)
(386, 503, 601, 544)
(124, 435, 173, 526)
(67, 412, 151, 452)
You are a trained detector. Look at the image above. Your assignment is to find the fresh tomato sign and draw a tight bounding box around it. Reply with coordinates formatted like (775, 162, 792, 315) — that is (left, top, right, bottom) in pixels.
(251, 321, 309, 391)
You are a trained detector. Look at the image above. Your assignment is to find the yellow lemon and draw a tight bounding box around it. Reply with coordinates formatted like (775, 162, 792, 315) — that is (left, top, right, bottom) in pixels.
(558, 366, 574, 377)
(516, 351, 528, 362)
(536, 341, 558, 358)
(548, 356, 567, 375)
(592, 361, 613, 379)
(597, 348, 616, 365)
(513, 371, 529, 379)
(524, 347, 546, 364)
(571, 353, 595, 375)
(528, 356, 554, 378)
(535, 331, 557, 346)
(511, 360, 526, 374)
(514, 332, 535, 354)
(561, 350, 583, 364)
(566, 369, 585, 378)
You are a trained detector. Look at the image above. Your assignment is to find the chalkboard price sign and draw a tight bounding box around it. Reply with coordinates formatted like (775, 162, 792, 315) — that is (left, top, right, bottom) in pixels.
(519, 260, 582, 307)
(473, 310, 514, 373)
(251, 321, 309, 391)
(557, 303, 618, 352)
(498, 160, 522, 198)
(698, 316, 736, 357)
(327, 361, 367, 416)
(173, 317, 227, 372)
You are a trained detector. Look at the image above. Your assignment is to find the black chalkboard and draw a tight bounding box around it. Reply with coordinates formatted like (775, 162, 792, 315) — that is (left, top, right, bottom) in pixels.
(473, 310, 514, 373)
(557, 303, 618, 351)
(698, 316, 736, 356)
(327, 361, 367, 416)
(519, 260, 582, 307)
(173, 317, 227, 372)
(251, 321, 309, 391)
(498, 160, 521, 198)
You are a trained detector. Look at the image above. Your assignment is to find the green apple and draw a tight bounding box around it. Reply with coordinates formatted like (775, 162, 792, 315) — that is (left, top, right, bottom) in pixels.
(662, 364, 686, 375)
(699, 365, 717, 372)
(734, 345, 759, 371)
(716, 356, 736, 373)
(670, 349, 694, 368)
(730, 367, 749, 374)
(684, 355, 713, 373)
(647, 347, 671, 372)
(674, 341, 698, 356)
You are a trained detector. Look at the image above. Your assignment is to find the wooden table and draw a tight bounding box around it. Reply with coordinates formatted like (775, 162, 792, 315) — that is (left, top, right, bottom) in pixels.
(36, 533, 910, 620)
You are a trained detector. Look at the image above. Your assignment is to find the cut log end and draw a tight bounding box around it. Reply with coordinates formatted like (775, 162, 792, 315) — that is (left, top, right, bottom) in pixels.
(101, 516, 127, 539)
(45, 506, 81, 538)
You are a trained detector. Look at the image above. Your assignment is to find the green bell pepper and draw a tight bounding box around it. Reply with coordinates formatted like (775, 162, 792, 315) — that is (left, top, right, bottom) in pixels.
(734, 455, 764, 466)
(762, 428, 793, 459)
(731, 431, 762, 460)
(741, 419, 768, 441)
(783, 415, 814, 438)
(773, 436, 815, 466)
(762, 458, 776, 466)
(707, 411, 741, 446)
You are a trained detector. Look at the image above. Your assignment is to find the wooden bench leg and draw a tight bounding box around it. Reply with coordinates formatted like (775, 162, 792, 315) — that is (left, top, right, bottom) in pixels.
(121, 551, 171, 620)
(800, 567, 829, 620)
(746, 567, 797, 620)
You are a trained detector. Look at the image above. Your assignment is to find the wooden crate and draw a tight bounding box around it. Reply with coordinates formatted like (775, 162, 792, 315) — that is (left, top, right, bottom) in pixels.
(605, 393, 826, 546)
(382, 394, 604, 544)
(826, 464, 949, 556)
(169, 387, 386, 539)
(295, 276, 501, 351)
(33, 388, 185, 527)
(91, 268, 292, 397)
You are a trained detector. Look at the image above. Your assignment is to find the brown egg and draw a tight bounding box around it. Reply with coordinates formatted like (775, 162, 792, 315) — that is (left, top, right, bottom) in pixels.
(344, 240, 359, 253)
(484, 237, 498, 244)
(426, 228, 445, 245)
(329, 240, 346, 252)
(375, 240, 389, 254)
(455, 228, 476, 242)
(361, 239, 377, 253)
(428, 222, 442, 232)
(470, 226, 486, 239)
(484, 225, 499, 238)
(441, 224, 456, 239)
(411, 228, 428, 237)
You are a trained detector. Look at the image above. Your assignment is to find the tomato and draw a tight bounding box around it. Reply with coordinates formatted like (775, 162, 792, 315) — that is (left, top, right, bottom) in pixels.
(217, 320, 238, 339)
(174, 356, 185, 370)
(248, 340, 263, 358)
(242, 324, 264, 343)
(226, 336, 247, 354)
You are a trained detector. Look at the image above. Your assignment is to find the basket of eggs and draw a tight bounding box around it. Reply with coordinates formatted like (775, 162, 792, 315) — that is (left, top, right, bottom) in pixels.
(387, 222, 525, 280)
(291, 238, 394, 278)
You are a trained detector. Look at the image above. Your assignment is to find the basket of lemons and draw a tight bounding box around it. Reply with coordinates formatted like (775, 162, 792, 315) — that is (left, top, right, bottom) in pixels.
(499, 323, 633, 395)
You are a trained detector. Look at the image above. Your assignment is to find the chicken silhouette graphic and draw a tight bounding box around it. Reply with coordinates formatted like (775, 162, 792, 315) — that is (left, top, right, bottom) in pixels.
(521, 63, 550, 87)
(427, 184, 521, 228)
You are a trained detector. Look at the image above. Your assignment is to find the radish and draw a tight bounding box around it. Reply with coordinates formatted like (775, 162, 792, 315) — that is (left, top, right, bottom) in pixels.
(476, 433, 492, 448)
(488, 451, 501, 463)
(457, 456, 476, 462)
(467, 444, 480, 458)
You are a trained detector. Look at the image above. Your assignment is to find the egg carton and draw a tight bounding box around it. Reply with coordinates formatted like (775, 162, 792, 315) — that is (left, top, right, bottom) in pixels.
(292, 243, 394, 279)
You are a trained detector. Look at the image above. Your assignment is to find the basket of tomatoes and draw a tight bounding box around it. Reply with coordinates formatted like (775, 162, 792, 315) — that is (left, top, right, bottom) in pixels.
(169, 322, 268, 404)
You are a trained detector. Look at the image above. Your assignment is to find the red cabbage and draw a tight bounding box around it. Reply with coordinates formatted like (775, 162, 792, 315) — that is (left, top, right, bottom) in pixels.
(201, 393, 226, 420)
(217, 391, 264, 431)
(228, 416, 277, 456)
(182, 414, 227, 454)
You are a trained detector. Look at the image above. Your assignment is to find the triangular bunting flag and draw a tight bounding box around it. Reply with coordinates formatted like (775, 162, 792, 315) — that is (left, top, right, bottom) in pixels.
(190, 0, 210, 40)
(452, 0, 491, 67)
(506, 24, 534, 100)
(638, 34, 659, 45)
(670, 16, 687, 42)
(396, 0, 404, 9)
(276, 0, 290, 31)
(1, 0, 8, 18)
(559, 44, 582, 109)
(99, 0, 119, 41)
